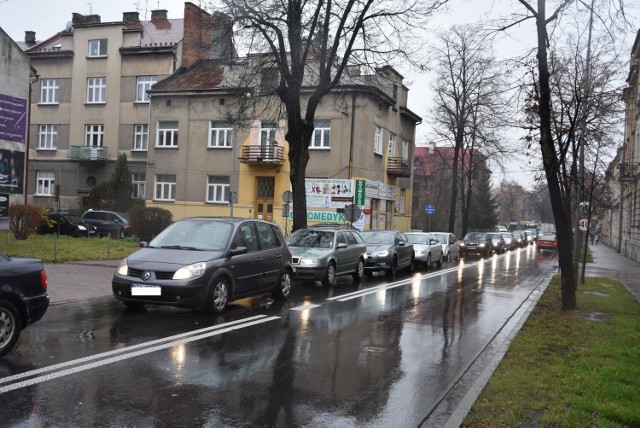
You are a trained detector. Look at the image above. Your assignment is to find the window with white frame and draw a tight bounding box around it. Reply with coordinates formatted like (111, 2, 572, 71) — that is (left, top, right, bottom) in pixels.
(157, 121, 179, 147)
(310, 120, 331, 149)
(206, 176, 230, 203)
(260, 121, 277, 146)
(38, 125, 57, 150)
(401, 139, 409, 160)
(388, 133, 397, 157)
(399, 189, 406, 214)
(374, 125, 383, 155)
(40, 79, 59, 104)
(208, 122, 233, 148)
(88, 39, 107, 57)
(85, 124, 104, 146)
(136, 76, 156, 102)
(132, 173, 146, 199)
(133, 124, 149, 151)
(154, 174, 176, 201)
(36, 171, 55, 196)
(86, 77, 106, 103)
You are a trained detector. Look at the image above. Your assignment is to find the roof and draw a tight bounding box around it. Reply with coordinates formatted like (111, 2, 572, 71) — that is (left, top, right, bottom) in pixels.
(151, 59, 226, 91)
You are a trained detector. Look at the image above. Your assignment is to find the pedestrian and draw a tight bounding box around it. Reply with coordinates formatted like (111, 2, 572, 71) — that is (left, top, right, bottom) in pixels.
(590, 232, 594, 245)
(595, 233, 599, 245)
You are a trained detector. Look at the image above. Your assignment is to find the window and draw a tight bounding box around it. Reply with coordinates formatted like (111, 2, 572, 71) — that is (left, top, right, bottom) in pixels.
(374, 126, 383, 155)
(388, 133, 397, 156)
(208, 122, 233, 148)
(134, 124, 149, 151)
(132, 173, 146, 199)
(310, 120, 331, 149)
(136, 76, 156, 102)
(86, 77, 106, 103)
(38, 125, 57, 150)
(260, 68, 278, 93)
(401, 139, 409, 160)
(40, 79, 59, 104)
(154, 174, 176, 201)
(157, 121, 179, 147)
(36, 171, 55, 196)
(399, 189, 406, 214)
(88, 39, 107, 57)
(206, 176, 230, 203)
(260, 121, 277, 146)
(85, 124, 104, 146)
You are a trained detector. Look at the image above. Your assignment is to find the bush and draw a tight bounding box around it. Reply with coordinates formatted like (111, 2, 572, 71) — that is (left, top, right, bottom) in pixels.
(128, 207, 173, 241)
(9, 204, 44, 240)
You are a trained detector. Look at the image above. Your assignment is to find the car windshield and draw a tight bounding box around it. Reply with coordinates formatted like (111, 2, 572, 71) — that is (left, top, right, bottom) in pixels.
(501, 233, 511, 239)
(149, 219, 233, 251)
(287, 230, 334, 248)
(362, 232, 394, 245)
(406, 234, 430, 245)
(65, 215, 82, 223)
(431, 233, 446, 243)
(465, 233, 486, 240)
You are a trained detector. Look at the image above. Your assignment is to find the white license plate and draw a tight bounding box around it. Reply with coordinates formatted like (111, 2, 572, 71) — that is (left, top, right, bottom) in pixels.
(131, 284, 161, 296)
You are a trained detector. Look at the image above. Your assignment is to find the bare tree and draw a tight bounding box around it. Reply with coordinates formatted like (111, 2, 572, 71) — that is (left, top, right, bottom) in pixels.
(496, 180, 526, 222)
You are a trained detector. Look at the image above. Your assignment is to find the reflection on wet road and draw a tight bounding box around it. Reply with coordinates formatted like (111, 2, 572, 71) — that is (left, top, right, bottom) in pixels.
(0, 245, 557, 426)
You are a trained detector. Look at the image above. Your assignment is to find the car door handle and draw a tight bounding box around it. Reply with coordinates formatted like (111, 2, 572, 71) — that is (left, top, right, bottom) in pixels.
(275, 254, 282, 258)
(255, 257, 263, 262)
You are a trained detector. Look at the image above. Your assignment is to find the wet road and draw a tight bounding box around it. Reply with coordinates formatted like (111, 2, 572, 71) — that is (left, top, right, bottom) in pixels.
(0, 245, 557, 426)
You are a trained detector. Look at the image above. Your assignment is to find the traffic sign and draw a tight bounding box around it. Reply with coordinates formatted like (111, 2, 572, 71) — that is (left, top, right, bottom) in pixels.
(344, 204, 361, 223)
(425, 204, 435, 215)
(578, 217, 589, 232)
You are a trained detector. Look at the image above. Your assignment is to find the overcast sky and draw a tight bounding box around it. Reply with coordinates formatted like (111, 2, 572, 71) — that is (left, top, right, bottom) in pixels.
(1, 0, 637, 191)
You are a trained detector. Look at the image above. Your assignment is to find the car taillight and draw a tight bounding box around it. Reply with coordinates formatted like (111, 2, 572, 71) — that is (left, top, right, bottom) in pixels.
(41, 270, 48, 290)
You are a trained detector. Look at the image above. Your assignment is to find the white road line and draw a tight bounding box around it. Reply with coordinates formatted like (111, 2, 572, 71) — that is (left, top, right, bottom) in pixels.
(0, 315, 271, 387)
(290, 303, 321, 311)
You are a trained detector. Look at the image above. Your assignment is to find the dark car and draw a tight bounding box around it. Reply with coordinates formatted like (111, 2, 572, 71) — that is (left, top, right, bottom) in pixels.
(459, 232, 494, 258)
(500, 232, 515, 251)
(81, 209, 131, 238)
(38, 212, 97, 237)
(0, 254, 49, 357)
(512, 231, 526, 248)
(112, 217, 293, 313)
(360, 230, 415, 276)
(287, 224, 366, 286)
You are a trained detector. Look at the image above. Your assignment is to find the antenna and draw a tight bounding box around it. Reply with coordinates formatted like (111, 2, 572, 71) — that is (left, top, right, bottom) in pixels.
(86, 3, 92, 14)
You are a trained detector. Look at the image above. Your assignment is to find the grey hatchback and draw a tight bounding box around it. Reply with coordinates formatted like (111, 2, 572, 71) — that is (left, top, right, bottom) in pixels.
(112, 217, 293, 313)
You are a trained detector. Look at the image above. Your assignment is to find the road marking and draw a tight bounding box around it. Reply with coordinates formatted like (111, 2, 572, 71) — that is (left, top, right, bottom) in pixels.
(0, 315, 279, 393)
(290, 303, 321, 311)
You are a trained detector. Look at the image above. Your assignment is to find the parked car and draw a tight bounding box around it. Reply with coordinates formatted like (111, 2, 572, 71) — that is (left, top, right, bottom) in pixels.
(431, 232, 460, 261)
(112, 217, 293, 313)
(537, 234, 558, 253)
(0, 253, 49, 357)
(486, 232, 506, 254)
(459, 232, 494, 258)
(360, 230, 415, 276)
(81, 209, 131, 239)
(286, 224, 366, 286)
(500, 232, 515, 251)
(38, 212, 97, 237)
(405, 232, 443, 269)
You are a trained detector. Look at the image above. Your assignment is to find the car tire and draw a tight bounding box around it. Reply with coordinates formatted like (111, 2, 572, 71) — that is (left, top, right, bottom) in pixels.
(387, 257, 398, 276)
(443, 250, 449, 261)
(408, 256, 415, 272)
(352, 259, 365, 282)
(436, 252, 443, 268)
(205, 277, 230, 314)
(426, 253, 431, 269)
(322, 262, 337, 287)
(0, 300, 22, 358)
(272, 270, 292, 300)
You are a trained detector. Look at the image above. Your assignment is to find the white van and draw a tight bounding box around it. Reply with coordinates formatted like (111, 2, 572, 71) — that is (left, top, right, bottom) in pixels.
(495, 225, 508, 233)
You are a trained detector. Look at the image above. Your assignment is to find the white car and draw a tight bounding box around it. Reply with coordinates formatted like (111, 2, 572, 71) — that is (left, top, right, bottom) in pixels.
(431, 232, 460, 261)
(405, 232, 443, 269)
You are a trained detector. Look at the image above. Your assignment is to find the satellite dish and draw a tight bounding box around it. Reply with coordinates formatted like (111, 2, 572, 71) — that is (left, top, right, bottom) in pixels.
(65, 21, 73, 31)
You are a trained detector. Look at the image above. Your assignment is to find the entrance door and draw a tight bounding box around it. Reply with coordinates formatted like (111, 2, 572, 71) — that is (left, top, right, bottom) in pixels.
(255, 176, 275, 221)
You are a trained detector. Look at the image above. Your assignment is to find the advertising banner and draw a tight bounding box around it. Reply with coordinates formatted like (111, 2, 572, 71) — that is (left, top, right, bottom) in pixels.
(0, 94, 27, 144)
(0, 149, 24, 194)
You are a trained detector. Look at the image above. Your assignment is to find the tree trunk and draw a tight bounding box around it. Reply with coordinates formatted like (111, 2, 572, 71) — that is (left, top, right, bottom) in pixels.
(286, 112, 313, 232)
(448, 133, 464, 233)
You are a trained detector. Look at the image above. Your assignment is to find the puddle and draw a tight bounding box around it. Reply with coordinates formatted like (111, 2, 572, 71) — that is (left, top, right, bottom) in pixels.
(583, 291, 609, 297)
(583, 311, 608, 322)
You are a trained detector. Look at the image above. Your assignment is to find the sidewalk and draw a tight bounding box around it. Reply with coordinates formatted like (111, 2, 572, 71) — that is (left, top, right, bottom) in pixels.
(583, 243, 640, 303)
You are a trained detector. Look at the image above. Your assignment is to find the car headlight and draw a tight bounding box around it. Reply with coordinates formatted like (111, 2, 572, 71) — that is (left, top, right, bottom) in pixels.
(116, 258, 128, 276)
(414, 249, 423, 256)
(299, 258, 320, 267)
(460, 242, 465, 247)
(77, 225, 87, 231)
(372, 250, 389, 257)
(173, 262, 207, 280)
(479, 243, 485, 248)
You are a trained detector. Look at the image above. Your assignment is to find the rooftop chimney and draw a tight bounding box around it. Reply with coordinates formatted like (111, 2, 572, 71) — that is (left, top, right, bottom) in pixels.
(123, 12, 140, 24)
(25, 31, 36, 44)
(151, 10, 168, 21)
(72, 13, 101, 25)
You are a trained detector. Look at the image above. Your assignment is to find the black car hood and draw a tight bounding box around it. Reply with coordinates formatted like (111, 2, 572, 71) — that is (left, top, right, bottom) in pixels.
(126, 248, 225, 268)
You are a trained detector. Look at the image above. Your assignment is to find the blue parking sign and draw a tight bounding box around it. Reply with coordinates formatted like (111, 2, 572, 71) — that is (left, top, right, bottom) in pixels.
(425, 204, 435, 215)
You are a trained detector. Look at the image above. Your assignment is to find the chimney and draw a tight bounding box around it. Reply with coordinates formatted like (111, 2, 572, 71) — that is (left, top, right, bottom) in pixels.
(151, 9, 168, 21)
(123, 12, 140, 24)
(211, 12, 236, 59)
(72, 13, 101, 25)
(25, 31, 36, 44)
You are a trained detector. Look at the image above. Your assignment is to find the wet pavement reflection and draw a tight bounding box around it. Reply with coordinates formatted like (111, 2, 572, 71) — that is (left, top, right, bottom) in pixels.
(0, 245, 556, 426)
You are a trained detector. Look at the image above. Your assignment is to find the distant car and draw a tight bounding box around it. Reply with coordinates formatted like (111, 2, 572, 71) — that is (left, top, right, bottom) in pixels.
(431, 232, 460, 261)
(523, 230, 535, 245)
(500, 232, 515, 251)
(112, 217, 293, 313)
(0, 253, 49, 357)
(495, 225, 508, 232)
(525, 229, 538, 244)
(511, 231, 526, 248)
(486, 232, 506, 254)
(360, 230, 415, 276)
(286, 224, 366, 286)
(81, 209, 131, 239)
(38, 212, 97, 237)
(405, 232, 443, 269)
(537, 234, 558, 252)
(459, 232, 494, 258)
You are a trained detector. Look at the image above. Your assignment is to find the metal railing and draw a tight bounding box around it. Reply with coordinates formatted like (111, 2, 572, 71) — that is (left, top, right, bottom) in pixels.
(386, 157, 411, 177)
(238, 145, 285, 164)
(68, 146, 109, 161)
(618, 162, 638, 182)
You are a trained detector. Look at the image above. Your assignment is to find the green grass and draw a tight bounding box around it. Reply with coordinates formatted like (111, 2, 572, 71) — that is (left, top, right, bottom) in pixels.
(0, 232, 140, 263)
(463, 276, 640, 427)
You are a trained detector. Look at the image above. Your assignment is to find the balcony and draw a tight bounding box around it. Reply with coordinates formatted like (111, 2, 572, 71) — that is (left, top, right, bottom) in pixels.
(386, 157, 411, 177)
(618, 162, 638, 182)
(239, 144, 285, 165)
(69, 146, 109, 162)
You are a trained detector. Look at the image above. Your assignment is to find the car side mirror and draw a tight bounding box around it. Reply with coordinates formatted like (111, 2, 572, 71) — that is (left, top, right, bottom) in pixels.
(229, 246, 248, 257)
(337, 243, 348, 249)
(139, 241, 149, 248)
(398, 241, 406, 246)
(430, 239, 438, 245)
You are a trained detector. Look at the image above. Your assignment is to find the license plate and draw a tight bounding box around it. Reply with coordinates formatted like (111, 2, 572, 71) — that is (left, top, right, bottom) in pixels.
(131, 284, 161, 296)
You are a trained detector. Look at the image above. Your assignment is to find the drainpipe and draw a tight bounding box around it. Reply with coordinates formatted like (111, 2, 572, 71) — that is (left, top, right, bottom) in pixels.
(348, 91, 356, 179)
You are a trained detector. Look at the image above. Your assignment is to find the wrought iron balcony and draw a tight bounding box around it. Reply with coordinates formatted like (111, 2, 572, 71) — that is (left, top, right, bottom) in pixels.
(618, 162, 638, 182)
(68, 146, 109, 162)
(386, 157, 411, 177)
(239, 144, 285, 165)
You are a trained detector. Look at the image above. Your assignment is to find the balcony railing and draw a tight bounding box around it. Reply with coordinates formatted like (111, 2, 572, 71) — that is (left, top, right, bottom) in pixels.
(618, 162, 638, 182)
(386, 157, 411, 177)
(239, 144, 285, 165)
(69, 146, 109, 162)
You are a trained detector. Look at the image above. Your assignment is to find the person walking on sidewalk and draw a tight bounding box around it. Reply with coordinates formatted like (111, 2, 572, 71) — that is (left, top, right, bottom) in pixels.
(595, 233, 599, 245)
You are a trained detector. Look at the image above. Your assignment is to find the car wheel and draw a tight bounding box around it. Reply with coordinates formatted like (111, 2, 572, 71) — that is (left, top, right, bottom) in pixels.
(206, 277, 229, 314)
(322, 262, 337, 287)
(426, 253, 431, 268)
(408, 256, 415, 272)
(272, 270, 292, 299)
(436, 252, 443, 268)
(387, 257, 398, 276)
(352, 259, 365, 282)
(443, 250, 449, 261)
(0, 300, 22, 358)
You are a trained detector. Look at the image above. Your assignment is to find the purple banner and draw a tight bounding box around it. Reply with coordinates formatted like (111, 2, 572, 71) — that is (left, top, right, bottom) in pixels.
(0, 149, 24, 194)
(0, 94, 27, 144)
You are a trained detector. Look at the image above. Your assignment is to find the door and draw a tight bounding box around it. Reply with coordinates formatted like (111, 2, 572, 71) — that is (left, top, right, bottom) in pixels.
(255, 177, 275, 221)
(230, 222, 264, 297)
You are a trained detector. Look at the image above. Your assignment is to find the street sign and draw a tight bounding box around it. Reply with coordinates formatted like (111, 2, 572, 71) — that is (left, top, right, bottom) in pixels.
(578, 217, 589, 232)
(282, 190, 293, 203)
(425, 204, 435, 215)
(344, 204, 361, 223)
